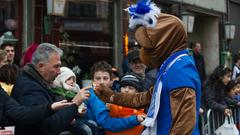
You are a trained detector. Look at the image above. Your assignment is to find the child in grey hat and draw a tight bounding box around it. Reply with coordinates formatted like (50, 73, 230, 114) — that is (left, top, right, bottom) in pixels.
(53, 67, 80, 93)
(106, 73, 146, 135)
(52, 67, 98, 135)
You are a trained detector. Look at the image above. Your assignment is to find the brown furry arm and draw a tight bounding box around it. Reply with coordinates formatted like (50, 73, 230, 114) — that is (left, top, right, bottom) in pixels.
(112, 87, 153, 108)
(170, 88, 196, 135)
(95, 84, 153, 108)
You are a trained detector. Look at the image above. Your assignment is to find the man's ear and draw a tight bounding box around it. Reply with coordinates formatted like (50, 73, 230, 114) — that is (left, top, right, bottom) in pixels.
(36, 62, 45, 72)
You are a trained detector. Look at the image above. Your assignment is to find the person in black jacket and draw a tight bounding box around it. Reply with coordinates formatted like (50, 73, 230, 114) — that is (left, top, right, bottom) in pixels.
(11, 43, 90, 135)
(0, 87, 76, 134)
(191, 42, 206, 85)
(203, 65, 240, 116)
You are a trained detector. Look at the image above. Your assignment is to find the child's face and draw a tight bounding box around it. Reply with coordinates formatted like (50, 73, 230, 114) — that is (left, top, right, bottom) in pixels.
(234, 84, 240, 94)
(229, 88, 236, 98)
(65, 76, 75, 87)
(93, 71, 111, 88)
(120, 86, 137, 94)
(221, 72, 232, 85)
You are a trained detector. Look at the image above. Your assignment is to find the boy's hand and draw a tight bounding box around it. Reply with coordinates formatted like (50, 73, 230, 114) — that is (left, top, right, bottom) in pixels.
(72, 87, 91, 106)
(137, 115, 146, 123)
(78, 103, 87, 115)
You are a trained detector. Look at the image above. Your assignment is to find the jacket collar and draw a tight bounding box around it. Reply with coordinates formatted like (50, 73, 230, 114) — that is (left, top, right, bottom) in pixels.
(23, 64, 52, 90)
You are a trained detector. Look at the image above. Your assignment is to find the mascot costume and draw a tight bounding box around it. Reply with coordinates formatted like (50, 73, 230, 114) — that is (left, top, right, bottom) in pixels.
(95, 0, 201, 134)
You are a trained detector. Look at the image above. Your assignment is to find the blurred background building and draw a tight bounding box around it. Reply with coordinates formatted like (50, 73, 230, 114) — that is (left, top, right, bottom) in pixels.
(0, 0, 239, 76)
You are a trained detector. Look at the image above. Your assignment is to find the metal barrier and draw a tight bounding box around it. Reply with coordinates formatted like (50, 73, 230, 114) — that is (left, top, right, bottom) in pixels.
(199, 113, 206, 135)
(205, 108, 240, 135)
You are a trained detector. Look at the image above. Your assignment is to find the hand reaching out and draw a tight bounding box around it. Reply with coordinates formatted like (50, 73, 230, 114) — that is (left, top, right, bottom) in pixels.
(51, 100, 75, 111)
(72, 86, 91, 106)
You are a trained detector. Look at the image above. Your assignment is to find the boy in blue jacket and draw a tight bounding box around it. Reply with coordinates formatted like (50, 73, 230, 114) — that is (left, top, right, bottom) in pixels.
(85, 61, 145, 134)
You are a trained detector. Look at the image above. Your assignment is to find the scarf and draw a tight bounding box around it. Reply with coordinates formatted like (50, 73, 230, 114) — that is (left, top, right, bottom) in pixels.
(23, 64, 52, 91)
(141, 50, 189, 135)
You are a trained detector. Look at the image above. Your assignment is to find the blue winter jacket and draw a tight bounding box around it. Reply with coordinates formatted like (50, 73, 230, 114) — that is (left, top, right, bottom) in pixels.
(85, 89, 140, 132)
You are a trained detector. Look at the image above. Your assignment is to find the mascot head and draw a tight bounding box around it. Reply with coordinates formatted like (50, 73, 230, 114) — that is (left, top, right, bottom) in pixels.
(126, 0, 187, 68)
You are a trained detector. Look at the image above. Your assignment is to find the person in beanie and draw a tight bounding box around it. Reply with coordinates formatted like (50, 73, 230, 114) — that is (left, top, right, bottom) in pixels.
(52, 67, 99, 135)
(120, 73, 144, 92)
(106, 73, 145, 135)
(52, 67, 81, 101)
(53, 67, 80, 93)
(95, 0, 201, 135)
(0, 31, 18, 66)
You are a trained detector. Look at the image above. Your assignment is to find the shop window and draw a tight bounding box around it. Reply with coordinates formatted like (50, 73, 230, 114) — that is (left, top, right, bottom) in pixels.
(0, 0, 17, 35)
(34, 0, 60, 45)
(59, 0, 114, 79)
(0, 0, 22, 66)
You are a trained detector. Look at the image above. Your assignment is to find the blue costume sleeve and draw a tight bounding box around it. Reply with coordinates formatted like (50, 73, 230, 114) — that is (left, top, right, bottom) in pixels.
(85, 89, 139, 132)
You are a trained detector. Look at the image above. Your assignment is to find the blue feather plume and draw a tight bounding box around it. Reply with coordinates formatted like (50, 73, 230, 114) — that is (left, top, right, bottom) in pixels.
(126, 0, 161, 29)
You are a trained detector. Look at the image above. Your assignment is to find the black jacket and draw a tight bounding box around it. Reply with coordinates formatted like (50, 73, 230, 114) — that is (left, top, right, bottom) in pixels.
(0, 88, 54, 128)
(203, 83, 238, 112)
(11, 64, 78, 135)
(193, 52, 206, 84)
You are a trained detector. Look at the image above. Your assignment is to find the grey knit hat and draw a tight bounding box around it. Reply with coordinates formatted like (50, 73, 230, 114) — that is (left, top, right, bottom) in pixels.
(0, 31, 18, 46)
(120, 73, 143, 92)
(53, 67, 80, 92)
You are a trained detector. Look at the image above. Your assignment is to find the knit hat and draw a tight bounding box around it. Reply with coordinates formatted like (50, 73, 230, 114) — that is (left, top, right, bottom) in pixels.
(127, 49, 140, 62)
(0, 31, 18, 46)
(53, 67, 80, 92)
(120, 73, 143, 92)
(126, 1, 187, 68)
(22, 43, 39, 66)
